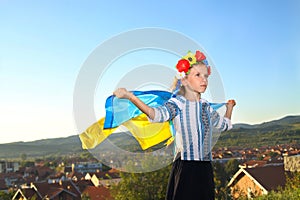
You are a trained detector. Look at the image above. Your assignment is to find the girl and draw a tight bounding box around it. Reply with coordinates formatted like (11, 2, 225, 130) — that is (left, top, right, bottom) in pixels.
(113, 50, 236, 200)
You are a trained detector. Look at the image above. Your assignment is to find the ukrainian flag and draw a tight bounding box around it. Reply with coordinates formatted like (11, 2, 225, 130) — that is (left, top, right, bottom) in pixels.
(79, 90, 225, 150)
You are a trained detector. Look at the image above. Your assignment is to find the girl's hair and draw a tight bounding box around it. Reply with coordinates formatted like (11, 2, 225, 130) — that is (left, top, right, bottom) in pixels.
(170, 78, 185, 96)
(171, 62, 206, 96)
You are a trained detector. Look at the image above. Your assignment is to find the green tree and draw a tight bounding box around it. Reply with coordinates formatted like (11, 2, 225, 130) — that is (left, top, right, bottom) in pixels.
(213, 161, 228, 199)
(224, 159, 240, 179)
(80, 150, 97, 161)
(20, 153, 27, 161)
(81, 193, 91, 200)
(0, 190, 14, 199)
(111, 166, 171, 200)
(111, 156, 172, 200)
(20, 161, 35, 167)
(213, 159, 240, 200)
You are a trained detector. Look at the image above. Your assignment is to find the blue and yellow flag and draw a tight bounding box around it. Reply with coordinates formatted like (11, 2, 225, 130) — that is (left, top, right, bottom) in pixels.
(79, 90, 225, 150)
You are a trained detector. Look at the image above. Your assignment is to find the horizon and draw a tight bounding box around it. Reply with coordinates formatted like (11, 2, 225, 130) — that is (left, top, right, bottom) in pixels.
(1, 113, 299, 145)
(1, 1, 300, 144)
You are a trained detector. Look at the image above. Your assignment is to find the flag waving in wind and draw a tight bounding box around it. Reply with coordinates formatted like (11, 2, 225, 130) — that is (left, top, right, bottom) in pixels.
(79, 90, 226, 150)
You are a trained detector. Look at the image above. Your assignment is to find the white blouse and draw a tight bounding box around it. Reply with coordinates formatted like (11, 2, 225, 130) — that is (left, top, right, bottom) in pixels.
(149, 95, 232, 161)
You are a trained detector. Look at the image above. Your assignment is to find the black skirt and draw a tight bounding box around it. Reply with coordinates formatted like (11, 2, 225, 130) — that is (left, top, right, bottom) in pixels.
(166, 157, 215, 200)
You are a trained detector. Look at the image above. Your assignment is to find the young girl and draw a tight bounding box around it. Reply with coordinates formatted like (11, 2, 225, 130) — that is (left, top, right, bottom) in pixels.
(113, 50, 236, 200)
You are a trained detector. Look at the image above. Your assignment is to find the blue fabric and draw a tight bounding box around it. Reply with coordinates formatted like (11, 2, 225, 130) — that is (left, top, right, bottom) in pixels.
(103, 90, 226, 129)
(209, 102, 226, 110)
(103, 90, 172, 129)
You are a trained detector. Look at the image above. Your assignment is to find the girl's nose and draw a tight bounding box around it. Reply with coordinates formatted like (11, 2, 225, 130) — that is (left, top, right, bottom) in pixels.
(202, 76, 208, 83)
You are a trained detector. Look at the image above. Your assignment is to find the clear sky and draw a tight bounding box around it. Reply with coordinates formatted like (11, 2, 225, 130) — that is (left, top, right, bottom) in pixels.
(0, 0, 299, 144)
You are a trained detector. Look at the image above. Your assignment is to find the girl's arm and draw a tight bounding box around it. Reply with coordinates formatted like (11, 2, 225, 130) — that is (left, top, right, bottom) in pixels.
(210, 99, 236, 131)
(113, 88, 155, 120)
(225, 99, 236, 119)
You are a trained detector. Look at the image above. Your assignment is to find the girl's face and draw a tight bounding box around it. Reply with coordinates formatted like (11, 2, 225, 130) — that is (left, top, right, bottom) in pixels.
(183, 64, 208, 94)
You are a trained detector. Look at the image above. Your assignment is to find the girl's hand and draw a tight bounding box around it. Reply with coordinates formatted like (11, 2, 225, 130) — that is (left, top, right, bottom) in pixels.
(227, 99, 236, 108)
(225, 99, 236, 119)
(113, 88, 132, 99)
(114, 88, 155, 119)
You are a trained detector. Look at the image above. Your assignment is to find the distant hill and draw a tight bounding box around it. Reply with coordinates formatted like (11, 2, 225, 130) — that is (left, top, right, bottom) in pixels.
(0, 135, 83, 159)
(216, 115, 300, 148)
(0, 115, 299, 159)
(233, 115, 300, 130)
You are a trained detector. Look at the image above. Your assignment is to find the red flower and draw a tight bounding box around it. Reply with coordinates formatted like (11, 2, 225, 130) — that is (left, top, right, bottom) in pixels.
(176, 59, 190, 73)
(195, 50, 206, 61)
(207, 66, 211, 75)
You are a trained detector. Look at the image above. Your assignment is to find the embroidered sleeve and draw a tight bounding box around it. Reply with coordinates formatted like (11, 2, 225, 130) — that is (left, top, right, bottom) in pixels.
(149, 100, 179, 123)
(210, 106, 232, 131)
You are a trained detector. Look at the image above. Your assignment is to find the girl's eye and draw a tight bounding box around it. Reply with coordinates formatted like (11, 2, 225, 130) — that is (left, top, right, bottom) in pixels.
(196, 73, 200, 77)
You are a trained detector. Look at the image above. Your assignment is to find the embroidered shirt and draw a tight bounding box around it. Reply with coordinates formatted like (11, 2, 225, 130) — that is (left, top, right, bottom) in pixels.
(149, 95, 232, 161)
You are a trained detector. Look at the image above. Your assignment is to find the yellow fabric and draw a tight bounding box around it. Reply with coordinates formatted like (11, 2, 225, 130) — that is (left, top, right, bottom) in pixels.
(79, 114, 173, 150)
(79, 117, 117, 149)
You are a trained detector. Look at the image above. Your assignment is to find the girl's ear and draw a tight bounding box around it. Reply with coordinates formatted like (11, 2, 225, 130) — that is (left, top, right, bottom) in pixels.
(181, 77, 188, 86)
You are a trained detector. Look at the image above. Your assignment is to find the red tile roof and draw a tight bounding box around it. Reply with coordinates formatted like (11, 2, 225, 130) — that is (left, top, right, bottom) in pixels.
(26, 180, 82, 199)
(13, 188, 41, 200)
(246, 165, 287, 191)
(240, 160, 267, 168)
(76, 179, 94, 192)
(66, 171, 85, 180)
(82, 185, 113, 200)
(49, 180, 81, 197)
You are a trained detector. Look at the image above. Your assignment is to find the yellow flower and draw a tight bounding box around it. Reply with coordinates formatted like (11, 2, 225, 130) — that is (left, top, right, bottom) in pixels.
(183, 51, 197, 65)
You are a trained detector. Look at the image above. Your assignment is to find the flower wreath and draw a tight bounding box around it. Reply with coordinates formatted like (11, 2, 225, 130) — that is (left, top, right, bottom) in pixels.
(175, 50, 211, 79)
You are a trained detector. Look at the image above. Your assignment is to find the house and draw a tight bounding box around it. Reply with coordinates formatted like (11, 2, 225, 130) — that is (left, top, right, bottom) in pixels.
(227, 164, 287, 199)
(239, 160, 267, 168)
(12, 180, 82, 200)
(48, 172, 66, 184)
(0, 161, 20, 173)
(81, 185, 113, 200)
(12, 186, 77, 200)
(72, 163, 103, 173)
(76, 179, 95, 192)
(1, 172, 23, 187)
(24, 165, 54, 181)
(66, 170, 85, 182)
(84, 169, 121, 187)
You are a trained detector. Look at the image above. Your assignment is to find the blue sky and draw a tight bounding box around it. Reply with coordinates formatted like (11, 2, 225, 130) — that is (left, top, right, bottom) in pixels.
(0, 0, 299, 144)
